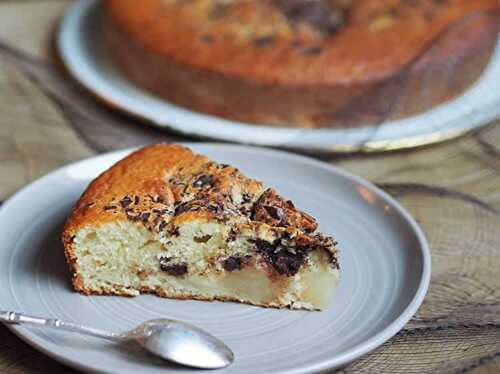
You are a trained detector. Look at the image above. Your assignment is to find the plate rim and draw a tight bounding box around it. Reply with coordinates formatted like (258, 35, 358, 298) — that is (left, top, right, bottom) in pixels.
(0, 143, 431, 373)
(56, 0, 500, 154)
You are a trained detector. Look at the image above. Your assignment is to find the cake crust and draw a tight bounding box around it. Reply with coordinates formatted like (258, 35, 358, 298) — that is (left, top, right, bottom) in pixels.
(63, 144, 339, 309)
(104, 0, 499, 127)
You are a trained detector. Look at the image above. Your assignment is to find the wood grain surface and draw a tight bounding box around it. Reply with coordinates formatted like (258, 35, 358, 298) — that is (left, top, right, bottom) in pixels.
(0, 1, 499, 373)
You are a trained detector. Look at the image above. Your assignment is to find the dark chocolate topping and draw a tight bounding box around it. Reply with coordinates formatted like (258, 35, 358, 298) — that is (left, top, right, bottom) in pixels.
(252, 188, 317, 232)
(192, 174, 215, 188)
(272, 0, 347, 36)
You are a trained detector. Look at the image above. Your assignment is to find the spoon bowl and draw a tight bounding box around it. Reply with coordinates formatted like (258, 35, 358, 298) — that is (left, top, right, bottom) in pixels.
(130, 319, 234, 369)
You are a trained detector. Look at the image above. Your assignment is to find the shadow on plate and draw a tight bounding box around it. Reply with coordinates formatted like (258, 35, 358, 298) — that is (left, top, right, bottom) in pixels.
(18, 204, 74, 291)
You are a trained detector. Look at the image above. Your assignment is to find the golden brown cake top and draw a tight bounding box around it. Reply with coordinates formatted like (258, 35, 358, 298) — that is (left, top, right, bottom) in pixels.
(105, 0, 498, 84)
(64, 144, 319, 240)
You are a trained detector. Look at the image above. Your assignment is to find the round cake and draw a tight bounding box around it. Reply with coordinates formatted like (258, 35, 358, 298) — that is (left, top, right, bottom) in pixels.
(104, 0, 499, 128)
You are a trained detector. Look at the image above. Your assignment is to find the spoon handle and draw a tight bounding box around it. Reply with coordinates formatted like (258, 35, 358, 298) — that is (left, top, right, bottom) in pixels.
(0, 310, 123, 342)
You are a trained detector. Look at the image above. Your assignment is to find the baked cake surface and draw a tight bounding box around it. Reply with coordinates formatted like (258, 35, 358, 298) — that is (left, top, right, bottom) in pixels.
(104, 0, 499, 127)
(62, 144, 340, 310)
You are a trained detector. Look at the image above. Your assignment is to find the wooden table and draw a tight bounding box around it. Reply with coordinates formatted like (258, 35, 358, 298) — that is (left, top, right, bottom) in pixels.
(1, 1, 499, 373)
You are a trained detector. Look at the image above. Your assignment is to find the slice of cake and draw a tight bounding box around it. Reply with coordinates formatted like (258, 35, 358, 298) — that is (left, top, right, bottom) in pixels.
(62, 145, 340, 310)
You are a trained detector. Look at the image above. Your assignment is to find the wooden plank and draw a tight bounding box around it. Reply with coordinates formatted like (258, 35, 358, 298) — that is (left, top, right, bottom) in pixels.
(0, 55, 93, 201)
(336, 123, 500, 210)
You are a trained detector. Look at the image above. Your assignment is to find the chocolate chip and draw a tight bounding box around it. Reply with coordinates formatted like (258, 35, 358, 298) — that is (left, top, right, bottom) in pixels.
(140, 212, 150, 222)
(264, 205, 283, 221)
(168, 225, 180, 237)
(298, 46, 322, 56)
(148, 194, 164, 203)
(120, 196, 133, 208)
(175, 202, 189, 215)
(329, 254, 340, 269)
(242, 193, 252, 204)
(274, 253, 303, 275)
(160, 262, 188, 276)
(153, 208, 171, 218)
(194, 234, 211, 243)
(254, 239, 277, 255)
(193, 174, 215, 188)
(273, 0, 346, 36)
(103, 205, 116, 211)
(253, 35, 276, 47)
(222, 256, 243, 271)
(134, 196, 140, 205)
(254, 239, 307, 276)
(158, 221, 167, 231)
(227, 228, 238, 242)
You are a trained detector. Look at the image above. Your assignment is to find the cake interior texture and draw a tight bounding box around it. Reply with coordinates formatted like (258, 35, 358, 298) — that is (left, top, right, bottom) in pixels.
(63, 145, 340, 310)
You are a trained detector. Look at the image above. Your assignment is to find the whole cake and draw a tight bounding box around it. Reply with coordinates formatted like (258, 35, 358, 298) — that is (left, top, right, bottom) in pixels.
(104, 0, 499, 128)
(62, 144, 340, 310)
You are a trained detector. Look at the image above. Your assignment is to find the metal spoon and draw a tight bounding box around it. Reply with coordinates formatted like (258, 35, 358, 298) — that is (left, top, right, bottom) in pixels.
(0, 310, 234, 369)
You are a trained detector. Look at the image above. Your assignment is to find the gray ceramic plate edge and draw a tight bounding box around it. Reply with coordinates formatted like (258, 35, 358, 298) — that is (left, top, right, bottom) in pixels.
(0, 144, 431, 373)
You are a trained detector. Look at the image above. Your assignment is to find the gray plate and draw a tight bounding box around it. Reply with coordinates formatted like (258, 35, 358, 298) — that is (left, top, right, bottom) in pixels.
(0, 144, 430, 373)
(58, 0, 500, 153)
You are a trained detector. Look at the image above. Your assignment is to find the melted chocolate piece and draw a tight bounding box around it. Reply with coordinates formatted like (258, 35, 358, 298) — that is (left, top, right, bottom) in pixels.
(254, 239, 276, 255)
(274, 254, 304, 276)
(222, 256, 243, 271)
(222, 255, 252, 271)
(241, 193, 252, 204)
(254, 239, 307, 276)
(160, 261, 188, 276)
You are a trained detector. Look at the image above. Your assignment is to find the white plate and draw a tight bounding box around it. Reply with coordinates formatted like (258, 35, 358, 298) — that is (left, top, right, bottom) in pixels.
(57, 0, 500, 153)
(0, 144, 430, 373)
